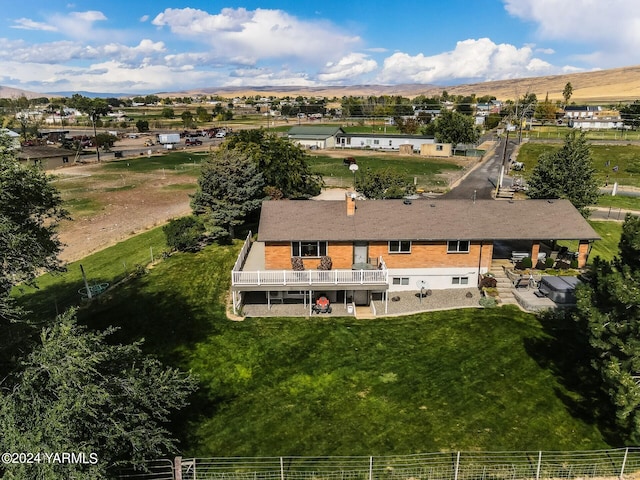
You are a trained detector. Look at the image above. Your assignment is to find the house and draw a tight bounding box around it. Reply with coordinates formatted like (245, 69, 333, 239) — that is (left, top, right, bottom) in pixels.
(230, 196, 600, 316)
(1, 129, 21, 150)
(564, 106, 602, 119)
(420, 143, 452, 157)
(335, 133, 435, 152)
(287, 126, 345, 149)
(17, 145, 77, 170)
(568, 117, 624, 130)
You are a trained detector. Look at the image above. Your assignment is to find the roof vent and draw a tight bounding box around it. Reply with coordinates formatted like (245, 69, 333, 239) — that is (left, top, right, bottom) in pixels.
(403, 199, 412, 205)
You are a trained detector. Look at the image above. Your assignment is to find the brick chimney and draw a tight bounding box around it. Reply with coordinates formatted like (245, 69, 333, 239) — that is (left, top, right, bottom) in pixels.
(346, 192, 356, 216)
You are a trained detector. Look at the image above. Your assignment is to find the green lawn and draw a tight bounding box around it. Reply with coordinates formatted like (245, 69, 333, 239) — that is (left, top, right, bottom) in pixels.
(15, 233, 616, 456)
(517, 143, 640, 189)
(14, 228, 168, 320)
(307, 155, 462, 190)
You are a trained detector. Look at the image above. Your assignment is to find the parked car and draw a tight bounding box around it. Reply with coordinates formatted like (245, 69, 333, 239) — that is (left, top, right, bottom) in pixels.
(185, 137, 203, 146)
(215, 131, 226, 138)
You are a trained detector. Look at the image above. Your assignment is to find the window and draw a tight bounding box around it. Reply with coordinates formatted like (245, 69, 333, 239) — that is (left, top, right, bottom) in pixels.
(292, 241, 327, 257)
(452, 276, 469, 285)
(389, 241, 411, 253)
(436, 144, 443, 151)
(447, 240, 470, 253)
(392, 277, 410, 285)
(374, 139, 380, 145)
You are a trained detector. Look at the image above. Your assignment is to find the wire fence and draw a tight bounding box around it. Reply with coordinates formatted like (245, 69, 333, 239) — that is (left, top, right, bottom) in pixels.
(120, 448, 640, 480)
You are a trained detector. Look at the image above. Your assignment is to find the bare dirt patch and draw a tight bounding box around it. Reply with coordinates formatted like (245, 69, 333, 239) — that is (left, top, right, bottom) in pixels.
(53, 160, 196, 263)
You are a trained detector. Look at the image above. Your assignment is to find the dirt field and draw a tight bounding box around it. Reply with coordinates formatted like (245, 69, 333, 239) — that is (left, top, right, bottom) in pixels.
(50, 136, 475, 263)
(53, 136, 199, 263)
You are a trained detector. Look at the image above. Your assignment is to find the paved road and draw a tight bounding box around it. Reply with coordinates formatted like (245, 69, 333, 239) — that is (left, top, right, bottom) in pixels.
(442, 135, 518, 200)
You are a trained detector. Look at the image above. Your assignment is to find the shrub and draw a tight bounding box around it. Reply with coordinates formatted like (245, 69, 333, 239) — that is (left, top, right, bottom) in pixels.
(480, 275, 497, 288)
(520, 256, 533, 269)
(479, 296, 497, 308)
(545, 256, 555, 268)
(570, 258, 579, 269)
(163, 216, 205, 252)
(317, 256, 332, 270)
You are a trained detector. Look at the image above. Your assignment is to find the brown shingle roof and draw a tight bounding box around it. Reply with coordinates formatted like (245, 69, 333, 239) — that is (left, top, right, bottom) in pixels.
(257, 198, 601, 242)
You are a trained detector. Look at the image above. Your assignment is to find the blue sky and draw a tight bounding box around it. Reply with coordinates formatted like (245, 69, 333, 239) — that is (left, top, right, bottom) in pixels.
(2, 0, 640, 94)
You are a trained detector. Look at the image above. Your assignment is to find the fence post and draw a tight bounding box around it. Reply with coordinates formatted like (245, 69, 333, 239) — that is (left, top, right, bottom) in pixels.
(369, 456, 373, 480)
(620, 447, 629, 480)
(281, 457, 285, 480)
(454, 451, 460, 480)
(174, 456, 182, 480)
(536, 451, 542, 480)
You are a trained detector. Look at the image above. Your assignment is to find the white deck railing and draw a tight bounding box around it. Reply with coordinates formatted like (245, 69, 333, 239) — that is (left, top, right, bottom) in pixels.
(232, 268, 388, 287)
(233, 231, 252, 272)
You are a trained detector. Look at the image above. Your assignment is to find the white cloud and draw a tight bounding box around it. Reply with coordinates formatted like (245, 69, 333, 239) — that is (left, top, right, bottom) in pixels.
(0, 38, 165, 66)
(503, 0, 640, 66)
(140, 15, 150, 23)
(152, 7, 360, 64)
(70, 11, 107, 23)
(318, 53, 378, 83)
(11, 18, 58, 32)
(377, 38, 557, 84)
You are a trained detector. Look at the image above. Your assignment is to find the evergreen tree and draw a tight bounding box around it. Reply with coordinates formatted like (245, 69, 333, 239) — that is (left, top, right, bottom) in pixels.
(527, 130, 600, 217)
(191, 149, 265, 240)
(573, 214, 640, 442)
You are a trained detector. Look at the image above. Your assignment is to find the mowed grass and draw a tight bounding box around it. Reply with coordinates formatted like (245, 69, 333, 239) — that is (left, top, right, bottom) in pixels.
(307, 155, 462, 190)
(101, 151, 209, 175)
(517, 143, 640, 188)
(15, 234, 614, 456)
(13, 228, 168, 320)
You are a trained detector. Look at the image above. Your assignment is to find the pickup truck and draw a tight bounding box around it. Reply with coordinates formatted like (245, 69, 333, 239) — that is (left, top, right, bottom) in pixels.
(185, 137, 203, 146)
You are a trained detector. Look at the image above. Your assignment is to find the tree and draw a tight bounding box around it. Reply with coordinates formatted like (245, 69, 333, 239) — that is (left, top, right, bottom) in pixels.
(95, 132, 118, 151)
(620, 100, 640, 130)
(161, 107, 175, 119)
(430, 110, 480, 149)
(163, 215, 205, 252)
(571, 214, 640, 442)
(534, 93, 557, 125)
(0, 132, 67, 326)
(191, 149, 265, 240)
(394, 116, 419, 134)
(527, 130, 600, 217)
(563, 82, 573, 106)
(71, 95, 110, 161)
(356, 169, 415, 199)
(226, 129, 322, 198)
(181, 110, 195, 128)
(0, 309, 197, 479)
(136, 119, 150, 132)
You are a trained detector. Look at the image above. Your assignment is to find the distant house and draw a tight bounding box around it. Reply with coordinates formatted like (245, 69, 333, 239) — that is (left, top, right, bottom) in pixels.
(17, 145, 77, 170)
(335, 132, 435, 152)
(420, 143, 452, 157)
(1, 128, 21, 150)
(568, 117, 624, 130)
(287, 126, 345, 149)
(564, 106, 602, 118)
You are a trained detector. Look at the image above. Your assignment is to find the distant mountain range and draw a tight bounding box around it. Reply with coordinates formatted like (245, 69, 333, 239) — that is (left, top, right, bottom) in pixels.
(3, 64, 640, 102)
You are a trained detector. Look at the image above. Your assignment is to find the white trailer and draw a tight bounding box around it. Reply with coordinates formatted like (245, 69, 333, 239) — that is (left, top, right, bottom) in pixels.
(157, 133, 180, 145)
